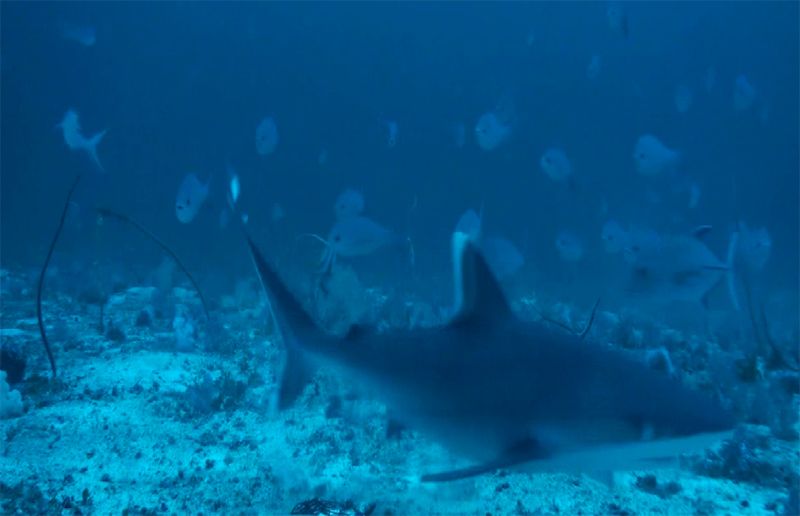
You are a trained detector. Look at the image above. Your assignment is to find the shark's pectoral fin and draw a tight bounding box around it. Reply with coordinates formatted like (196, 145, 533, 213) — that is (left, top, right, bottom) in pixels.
(449, 231, 512, 327)
(421, 437, 547, 482)
(277, 343, 315, 410)
(421, 461, 504, 482)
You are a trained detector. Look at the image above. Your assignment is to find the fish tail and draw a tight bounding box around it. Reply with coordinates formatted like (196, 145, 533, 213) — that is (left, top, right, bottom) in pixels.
(725, 231, 741, 311)
(86, 129, 107, 172)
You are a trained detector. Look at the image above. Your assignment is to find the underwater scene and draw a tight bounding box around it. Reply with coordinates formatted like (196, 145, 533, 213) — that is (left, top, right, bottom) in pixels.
(1, 2, 799, 515)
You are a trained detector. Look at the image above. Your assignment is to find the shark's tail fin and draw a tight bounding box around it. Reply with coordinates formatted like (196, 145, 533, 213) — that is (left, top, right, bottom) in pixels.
(230, 176, 323, 410)
(725, 231, 741, 311)
(246, 234, 324, 410)
(85, 129, 107, 172)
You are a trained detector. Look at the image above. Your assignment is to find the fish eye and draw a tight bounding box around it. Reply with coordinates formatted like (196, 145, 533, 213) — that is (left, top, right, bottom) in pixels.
(177, 205, 184, 210)
(334, 235, 341, 242)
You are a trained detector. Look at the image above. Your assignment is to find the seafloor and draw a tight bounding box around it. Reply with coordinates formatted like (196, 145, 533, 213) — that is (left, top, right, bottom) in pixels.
(1, 264, 798, 515)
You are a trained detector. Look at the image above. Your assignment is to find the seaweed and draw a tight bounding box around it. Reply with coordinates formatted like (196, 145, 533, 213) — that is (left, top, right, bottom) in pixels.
(95, 207, 210, 320)
(37, 175, 81, 378)
(535, 297, 601, 341)
(741, 270, 798, 373)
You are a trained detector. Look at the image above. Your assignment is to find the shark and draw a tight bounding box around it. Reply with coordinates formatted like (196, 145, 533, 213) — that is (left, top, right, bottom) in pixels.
(244, 229, 735, 482)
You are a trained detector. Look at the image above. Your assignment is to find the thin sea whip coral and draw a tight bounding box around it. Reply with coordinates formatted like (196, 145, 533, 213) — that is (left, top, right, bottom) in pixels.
(37, 175, 81, 377)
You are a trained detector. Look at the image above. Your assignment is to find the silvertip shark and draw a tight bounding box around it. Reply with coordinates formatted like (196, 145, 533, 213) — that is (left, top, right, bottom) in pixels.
(245, 229, 735, 482)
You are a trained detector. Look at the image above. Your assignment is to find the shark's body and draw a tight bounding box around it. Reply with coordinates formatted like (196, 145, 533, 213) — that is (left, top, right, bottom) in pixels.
(246, 231, 735, 481)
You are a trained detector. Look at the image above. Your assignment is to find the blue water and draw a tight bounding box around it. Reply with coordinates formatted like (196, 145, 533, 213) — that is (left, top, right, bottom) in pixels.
(1, 2, 798, 513)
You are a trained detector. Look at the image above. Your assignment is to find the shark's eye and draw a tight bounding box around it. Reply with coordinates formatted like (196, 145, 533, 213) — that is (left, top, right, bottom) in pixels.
(334, 235, 341, 243)
(177, 205, 184, 211)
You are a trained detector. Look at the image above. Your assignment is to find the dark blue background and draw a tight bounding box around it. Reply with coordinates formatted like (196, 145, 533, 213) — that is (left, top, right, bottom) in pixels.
(2, 2, 797, 308)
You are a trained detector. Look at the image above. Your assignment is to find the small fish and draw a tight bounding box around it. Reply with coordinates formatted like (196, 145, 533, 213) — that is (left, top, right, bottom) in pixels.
(327, 216, 397, 258)
(674, 83, 693, 114)
(308, 216, 407, 274)
(228, 166, 241, 204)
(586, 55, 602, 81)
(334, 188, 365, 221)
(733, 75, 757, 112)
(601, 219, 628, 254)
(606, 2, 629, 38)
(175, 173, 210, 224)
(386, 120, 399, 148)
(474, 112, 511, 151)
(256, 116, 279, 155)
(736, 221, 771, 271)
(555, 230, 584, 262)
(61, 22, 96, 47)
(623, 228, 662, 265)
(540, 148, 572, 183)
(633, 134, 680, 176)
(222, 171, 248, 227)
(58, 109, 107, 172)
(624, 227, 739, 309)
(481, 236, 524, 280)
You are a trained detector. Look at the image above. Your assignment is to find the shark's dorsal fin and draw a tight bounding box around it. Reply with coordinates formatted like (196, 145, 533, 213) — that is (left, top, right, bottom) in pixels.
(450, 231, 512, 326)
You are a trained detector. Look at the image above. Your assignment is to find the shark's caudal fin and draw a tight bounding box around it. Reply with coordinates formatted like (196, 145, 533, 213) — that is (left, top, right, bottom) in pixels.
(85, 129, 106, 173)
(245, 236, 323, 409)
(450, 231, 512, 325)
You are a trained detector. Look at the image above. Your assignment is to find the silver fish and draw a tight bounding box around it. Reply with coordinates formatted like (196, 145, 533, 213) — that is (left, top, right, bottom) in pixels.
(334, 188, 365, 221)
(310, 216, 407, 273)
(624, 227, 739, 310)
(175, 173, 210, 224)
(58, 109, 106, 172)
